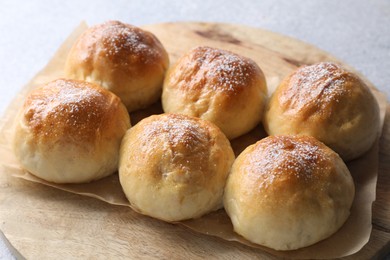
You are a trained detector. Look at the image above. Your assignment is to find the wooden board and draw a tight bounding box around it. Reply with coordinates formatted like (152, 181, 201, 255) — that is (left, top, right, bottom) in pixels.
(1, 22, 389, 259)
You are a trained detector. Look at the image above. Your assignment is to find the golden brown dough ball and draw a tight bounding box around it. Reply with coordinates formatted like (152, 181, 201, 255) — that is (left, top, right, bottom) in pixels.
(119, 113, 235, 221)
(162, 46, 267, 139)
(224, 135, 355, 250)
(263, 62, 380, 161)
(65, 20, 169, 112)
(13, 79, 131, 183)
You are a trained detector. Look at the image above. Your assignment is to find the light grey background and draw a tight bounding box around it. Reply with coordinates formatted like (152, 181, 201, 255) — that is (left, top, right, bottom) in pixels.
(0, 0, 389, 115)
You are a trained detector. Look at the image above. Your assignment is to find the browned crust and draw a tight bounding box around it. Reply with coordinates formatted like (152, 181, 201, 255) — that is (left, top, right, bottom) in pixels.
(237, 135, 351, 207)
(165, 46, 264, 98)
(22, 78, 130, 144)
(120, 113, 232, 189)
(277, 62, 369, 120)
(66, 20, 169, 77)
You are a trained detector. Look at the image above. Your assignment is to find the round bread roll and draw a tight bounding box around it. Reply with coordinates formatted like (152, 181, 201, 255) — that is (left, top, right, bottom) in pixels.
(162, 46, 267, 140)
(224, 135, 355, 251)
(119, 113, 235, 222)
(13, 79, 131, 183)
(263, 62, 380, 161)
(65, 20, 169, 112)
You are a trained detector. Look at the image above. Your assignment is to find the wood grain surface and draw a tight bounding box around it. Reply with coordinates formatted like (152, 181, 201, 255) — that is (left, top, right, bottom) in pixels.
(0, 22, 389, 259)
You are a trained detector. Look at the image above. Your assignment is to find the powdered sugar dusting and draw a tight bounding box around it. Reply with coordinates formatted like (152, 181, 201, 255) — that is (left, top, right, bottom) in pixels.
(246, 136, 330, 190)
(138, 114, 212, 183)
(190, 47, 257, 94)
(92, 21, 160, 63)
(280, 62, 351, 111)
(141, 114, 210, 151)
(25, 79, 111, 142)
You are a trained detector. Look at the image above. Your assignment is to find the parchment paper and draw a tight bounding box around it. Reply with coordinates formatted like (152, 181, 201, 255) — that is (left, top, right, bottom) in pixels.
(0, 22, 387, 259)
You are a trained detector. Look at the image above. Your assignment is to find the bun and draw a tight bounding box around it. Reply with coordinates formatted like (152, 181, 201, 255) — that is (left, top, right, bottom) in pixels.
(65, 20, 169, 112)
(263, 62, 380, 161)
(162, 46, 267, 139)
(224, 135, 355, 250)
(119, 113, 235, 221)
(13, 79, 131, 183)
